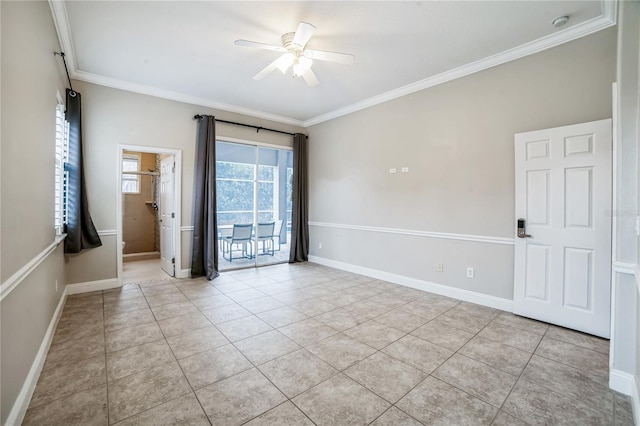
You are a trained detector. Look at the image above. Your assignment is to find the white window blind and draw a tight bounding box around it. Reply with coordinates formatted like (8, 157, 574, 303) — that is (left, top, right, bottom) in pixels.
(54, 102, 69, 235)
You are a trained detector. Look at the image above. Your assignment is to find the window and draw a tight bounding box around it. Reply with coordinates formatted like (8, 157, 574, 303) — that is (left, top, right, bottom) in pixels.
(54, 101, 69, 235)
(122, 154, 140, 193)
(216, 161, 256, 224)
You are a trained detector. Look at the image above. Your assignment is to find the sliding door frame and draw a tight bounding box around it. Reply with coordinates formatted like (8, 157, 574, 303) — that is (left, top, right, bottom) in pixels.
(217, 136, 292, 271)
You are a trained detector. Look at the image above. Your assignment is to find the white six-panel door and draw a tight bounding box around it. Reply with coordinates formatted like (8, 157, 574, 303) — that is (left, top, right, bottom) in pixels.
(160, 157, 175, 277)
(514, 119, 612, 338)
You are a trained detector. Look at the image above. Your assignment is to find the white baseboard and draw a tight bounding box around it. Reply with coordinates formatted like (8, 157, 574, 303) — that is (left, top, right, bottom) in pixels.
(610, 369, 640, 425)
(635, 378, 640, 426)
(4, 287, 68, 426)
(308, 255, 513, 312)
(66, 278, 121, 295)
(177, 269, 191, 279)
(610, 369, 636, 395)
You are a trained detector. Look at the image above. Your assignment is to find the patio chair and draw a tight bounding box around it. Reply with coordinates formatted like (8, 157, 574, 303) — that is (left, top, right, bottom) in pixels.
(218, 225, 233, 252)
(222, 223, 253, 261)
(256, 221, 275, 256)
(273, 219, 284, 251)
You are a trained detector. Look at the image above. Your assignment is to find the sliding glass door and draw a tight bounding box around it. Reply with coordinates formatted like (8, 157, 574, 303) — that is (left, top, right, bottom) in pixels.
(256, 147, 292, 267)
(216, 141, 292, 271)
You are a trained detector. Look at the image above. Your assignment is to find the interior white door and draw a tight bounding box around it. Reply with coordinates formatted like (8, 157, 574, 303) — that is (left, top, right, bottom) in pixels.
(160, 157, 175, 277)
(514, 119, 612, 338)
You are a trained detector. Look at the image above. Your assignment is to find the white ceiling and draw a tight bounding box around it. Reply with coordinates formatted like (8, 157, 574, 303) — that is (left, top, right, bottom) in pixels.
(52, 1, 615, 127)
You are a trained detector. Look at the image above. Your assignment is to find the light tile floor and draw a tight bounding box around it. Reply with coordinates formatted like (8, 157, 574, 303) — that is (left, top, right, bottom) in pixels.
(122, 259, 172, 284)
(25, 262, 634, 425)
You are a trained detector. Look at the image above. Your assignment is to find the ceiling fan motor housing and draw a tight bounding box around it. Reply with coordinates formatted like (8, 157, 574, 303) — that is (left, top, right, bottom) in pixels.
(280, 32, 311, 77)
(281, 32, 302, 51)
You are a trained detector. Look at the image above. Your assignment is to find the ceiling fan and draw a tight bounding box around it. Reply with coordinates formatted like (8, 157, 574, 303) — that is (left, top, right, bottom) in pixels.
(234, 22, 355, 87)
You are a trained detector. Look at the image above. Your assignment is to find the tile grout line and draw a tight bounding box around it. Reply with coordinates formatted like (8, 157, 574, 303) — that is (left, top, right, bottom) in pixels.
(32, 264, 613, 425)
(164, 320, 214, 426)
(197, 278, 320, 426)
(176, 275, 292, 424)
(376, 307, 524, 423)
(226, 271, 405, 424)
(510, 351, 617, 419)
(281, 286, 457, 423)
(431, 307, 553, 422)
(252, 287, 446, 423)
(106, 292, 165, 424)
(106, 281, 208, 426)
(530, 344, 610, 383)
(27, 267, 293, 421)
(112, 273, 426, 423)
(490, 322, 549, 424)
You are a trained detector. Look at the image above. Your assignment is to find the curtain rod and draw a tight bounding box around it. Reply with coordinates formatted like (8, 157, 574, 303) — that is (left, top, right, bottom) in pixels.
(53, 51, 76, 96)
(193, 115, 307, 138)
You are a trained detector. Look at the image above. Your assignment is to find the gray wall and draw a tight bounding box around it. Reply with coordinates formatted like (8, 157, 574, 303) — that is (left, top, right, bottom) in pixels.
(307, 28, 616, 300)
(65, 81, 305, 283)
(0, 1, 68, 423)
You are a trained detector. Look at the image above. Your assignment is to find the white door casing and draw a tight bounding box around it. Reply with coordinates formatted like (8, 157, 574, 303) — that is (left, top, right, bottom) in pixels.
(160, 157, 175, 277)
(514, 119, 612, 338)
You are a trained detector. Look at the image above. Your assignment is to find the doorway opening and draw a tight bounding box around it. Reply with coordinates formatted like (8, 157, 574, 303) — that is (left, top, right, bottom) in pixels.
(117, 145, 182, 283)
(216, 138, 292, 272)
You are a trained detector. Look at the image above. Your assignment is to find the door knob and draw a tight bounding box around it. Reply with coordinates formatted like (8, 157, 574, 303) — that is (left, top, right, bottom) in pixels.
(517, 218, 532, 238)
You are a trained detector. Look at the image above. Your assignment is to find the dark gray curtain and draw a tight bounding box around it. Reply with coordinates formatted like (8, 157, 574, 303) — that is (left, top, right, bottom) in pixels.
(64, 89, 102, 253)
(191, 115, 219, 280)
(289, 133, 309, 262)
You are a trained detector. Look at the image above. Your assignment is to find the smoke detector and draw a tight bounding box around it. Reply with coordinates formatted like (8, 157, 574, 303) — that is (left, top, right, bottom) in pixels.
(552, 16, 569, 28)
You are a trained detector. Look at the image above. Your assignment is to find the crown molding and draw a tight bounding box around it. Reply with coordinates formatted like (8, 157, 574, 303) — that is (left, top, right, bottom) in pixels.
(49, 0, 617, 129)
(48, 1, 304, 127)
(49, 0, 77, 74)
(303, 4, 617, 127)
(71, 70, 306, 127)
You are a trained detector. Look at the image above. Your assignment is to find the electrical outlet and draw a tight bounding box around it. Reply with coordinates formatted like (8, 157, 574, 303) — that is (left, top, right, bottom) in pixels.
(466, 267, 474, 278)
(55, 279, 58, 292)
(389, 168, 397, 174)
(436, 263, 443, 272)
(401, 167, 409, 173)
(318, 242, 323, 249)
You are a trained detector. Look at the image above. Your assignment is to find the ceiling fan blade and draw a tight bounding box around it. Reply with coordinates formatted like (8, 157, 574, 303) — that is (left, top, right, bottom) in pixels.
(235, 39, 286, 53)
(304, 49, 354, 64)
(302, 68, 320, 87)
(292, 22, 316, 48)
(253, 57, 283, 80)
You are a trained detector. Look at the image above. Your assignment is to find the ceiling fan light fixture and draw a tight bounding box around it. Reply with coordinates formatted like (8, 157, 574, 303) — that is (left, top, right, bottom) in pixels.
(277, 53, 294, 73)
(293, 55, 313, 77)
